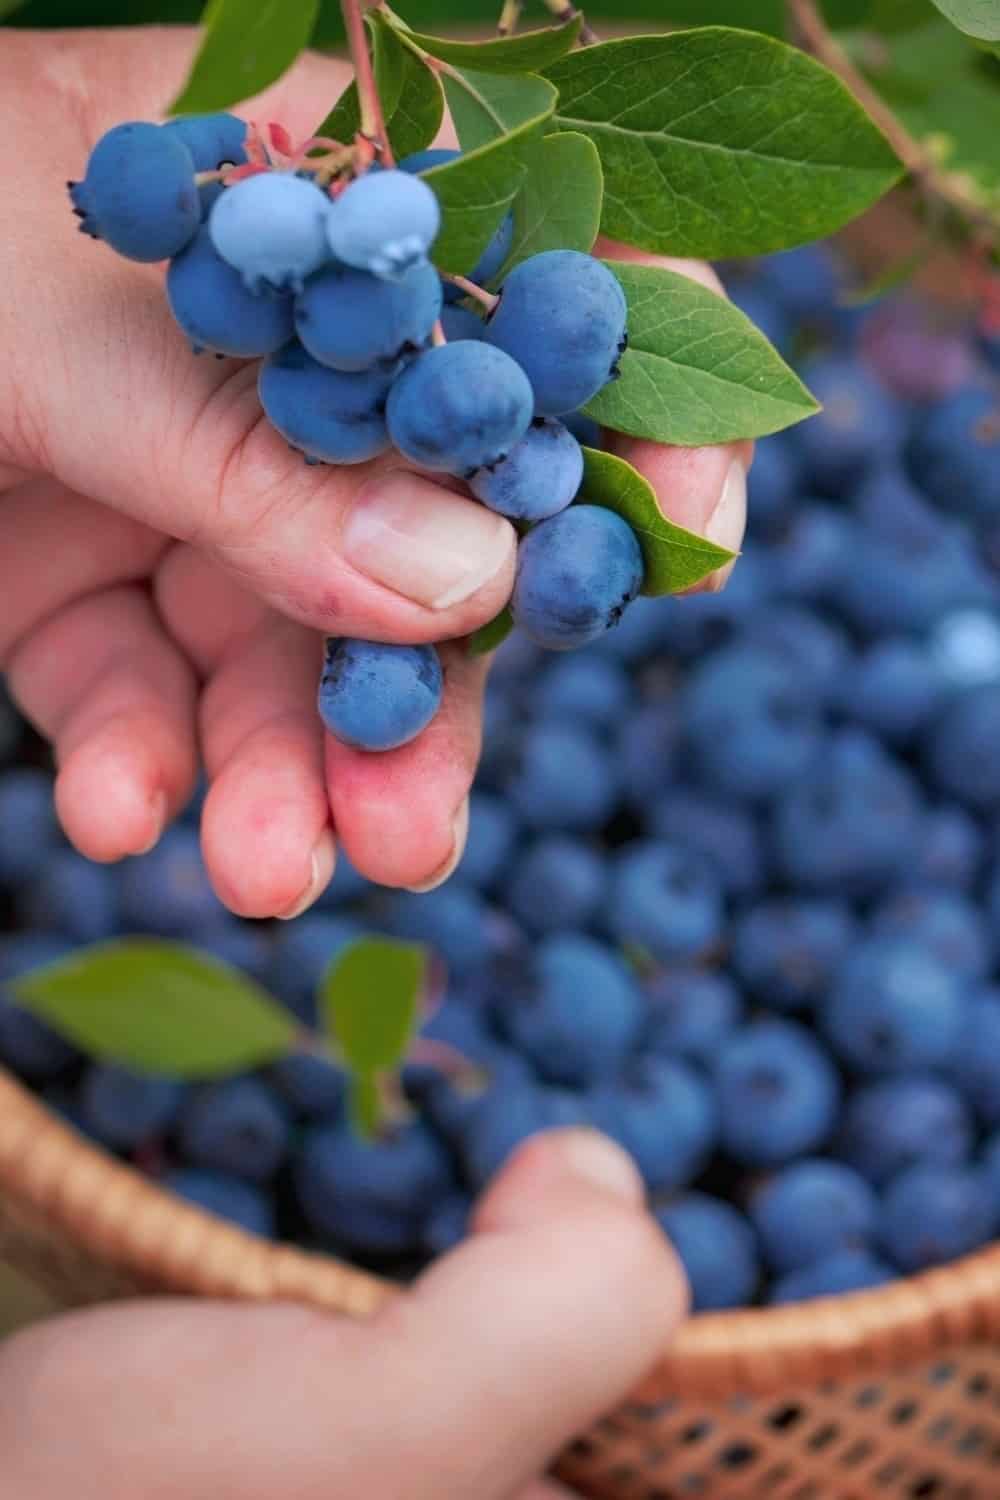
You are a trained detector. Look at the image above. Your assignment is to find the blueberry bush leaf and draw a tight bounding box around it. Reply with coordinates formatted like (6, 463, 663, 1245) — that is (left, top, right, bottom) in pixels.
(545, 28, 903, 258)
(493, 131, 603, 280)
(578, 448, 735, 596)
(350, 1068, 381, 1139)
(384, 34, 445, 159)
(584, 262, 820, 446)
(469, 606, 514, 656)
(418, 79, 558, 274)
(170, 0, 319, 114)
(926, 0, 1000, 39)
(10, 941, 297, 1076)
(397, 16, 582, 73)
(441, 68, 557, 152)
(321, 937, 426, 1073)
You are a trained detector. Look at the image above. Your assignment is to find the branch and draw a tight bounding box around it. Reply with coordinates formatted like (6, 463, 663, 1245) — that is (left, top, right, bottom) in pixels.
(541, 0, 599, 46)
(341, 0, 394, 164)
(787, 0, 1000, 251)
(497, 0, 522, 37)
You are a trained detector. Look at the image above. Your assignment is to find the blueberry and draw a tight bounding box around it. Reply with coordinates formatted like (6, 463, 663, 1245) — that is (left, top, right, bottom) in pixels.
(191, 920, 273, 984)
(294, 260, 442, 371)
(608, 840, 723, 964)
(767, 503, 854, 602)
(643, 968, 743, 1066)
(732, 899, 857, 1012)
(400, 148, 512, 290)
(907, 383, 1000, 524)
(758, 244, 843, 323)
(925, 685, 1000, 810)
(209, 171, 331, 293)
(0, 768, 60, 885)
(505, 836, 606, 935)
(681, 645, 822, 803)
(912, 805, 984, 890)
(860, 298, 976, 403)
(388, 882, 498, 979)
(387, 341, 533, 475)
(269, 1052, 347, 1120)
(774, 730, 924, 895)
(838, 638, 942, 746)
(770, 1248, 894, 1304)
(470, 418, 583, 523)
(823, 936, 966, 1075)
(178, 1077, 290, 1182)
(871, 885, 991, 983)
(495, 933, 642, 1087)
(879, 1165, 998, 1273)
(486, 251, 627, 415)
(440, 304, 486, 341)
(78, 1064, 184, 1151)
(793, 354, 906, 494)
(295, 1119, 454, 1254)
(751, 1160, 878, 1274)
(258, 340, 394, 465)
(838, 1075, 974, 1186)
(314, 851, 371, 910)
(713, 1020, 840, 1168)
(659, 545, 775, 660)
(460, 1081, 590, 1189)
(649, 787, 766, 898)
(531, 653, 631, 735)
(69, 121, 199, 261)
(166, 225, 295, 356)
(745, 433, 801, 538)
(592, 594, 671, 663)
(511, 505, 644, 651)
(590, 1055, 717, 1192)
(162, 112, 248, 212)
(163, 1168, 276, 1238)
(20, 850, 120, 944)
(745, 605, 853, 704)
(455, 792, 518, 892)
(562, 410, 605, 450)
(327, 168, 440, 280)
(0, 683, 21, 766)
(319, 638, 442, 752)
(119, 826, 225, 936)
(982, 1131, 1000, 1204)
(929, 608, 1000, 690)
(727, 279, 792, 355)
(616, 704, 680, 808)
(950, 988, 1000, 1125)
(499, 722, 618, 831)
(656, 1194, 759, 1311)
(267, 914, 361, 1025)
(0, 934, 77, 1081)
(421, 1193, 472, 1255)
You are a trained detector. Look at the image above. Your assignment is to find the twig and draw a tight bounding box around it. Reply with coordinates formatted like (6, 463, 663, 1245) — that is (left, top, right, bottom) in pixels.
(340, 0, 395, 164)
(497, 0, 522, 37)
(787, 0, 1000, 251)
(542, 0, 599, 45)
(431, 319, 447, 347)
(443, 273, 499, 311)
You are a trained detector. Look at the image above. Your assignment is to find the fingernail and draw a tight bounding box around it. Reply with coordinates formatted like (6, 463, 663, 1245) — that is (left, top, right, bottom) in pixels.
(134, 790, 167, 856)
(343, 471, 515, 611)
(703, 456, 747, 592)
(405, 797, 469, 893)
(558, 1128, 644, 1202)
(277, 828, 336, 920)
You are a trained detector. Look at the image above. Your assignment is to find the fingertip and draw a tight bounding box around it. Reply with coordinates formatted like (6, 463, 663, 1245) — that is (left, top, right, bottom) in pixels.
(474, 1129, 646, 1237)
(55, 729, 177, 862)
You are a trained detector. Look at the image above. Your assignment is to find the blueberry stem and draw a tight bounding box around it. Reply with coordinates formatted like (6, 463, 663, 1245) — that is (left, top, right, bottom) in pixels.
(541, 0, 599, 45)
(431, 318, 447, 347)
(443, 273, 499, 312)
(497, 0, 522, 36)
(341, 0, 395, 165)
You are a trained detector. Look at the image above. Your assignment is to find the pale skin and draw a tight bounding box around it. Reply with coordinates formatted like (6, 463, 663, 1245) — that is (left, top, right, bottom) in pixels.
(0, 27, 745, 1494)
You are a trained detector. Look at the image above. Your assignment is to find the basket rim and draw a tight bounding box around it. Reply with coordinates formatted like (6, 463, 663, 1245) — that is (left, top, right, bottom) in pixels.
(3, 1065, 1000, 1399)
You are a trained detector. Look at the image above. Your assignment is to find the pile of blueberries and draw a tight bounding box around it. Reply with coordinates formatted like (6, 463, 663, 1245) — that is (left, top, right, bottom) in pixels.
(69, 115, 637, 753)
(6, 212, 1000, 1309)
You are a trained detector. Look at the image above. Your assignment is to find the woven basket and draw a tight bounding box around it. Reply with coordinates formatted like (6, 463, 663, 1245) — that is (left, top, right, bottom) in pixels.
(3, 1066, 1000, 1498)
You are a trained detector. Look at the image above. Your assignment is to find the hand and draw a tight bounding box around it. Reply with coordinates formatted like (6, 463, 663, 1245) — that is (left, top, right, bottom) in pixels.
(0, 28, 750, 914)
(0, 1129, 687, 1499)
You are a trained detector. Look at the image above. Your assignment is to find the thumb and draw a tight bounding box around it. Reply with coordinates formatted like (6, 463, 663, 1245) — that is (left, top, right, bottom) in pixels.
(364, 1127, 688, 1500)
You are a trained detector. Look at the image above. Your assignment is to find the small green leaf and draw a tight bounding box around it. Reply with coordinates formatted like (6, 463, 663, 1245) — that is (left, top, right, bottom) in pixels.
(577, 448, 735, 596)
(423, 77, 557, 276)
(584, 262, 819, 447)
(468, 607, 514, 656)
(399, 15, 581, 73)
(442, 67, 557, 152)
(928, 0, 1000, 40)
(494, 131, 603, 280)
(170, 0, 318, 114)
(349, 1069, 381, 1140)
(384, 35, 445, 159)
(546, 28, 903, 258)
(315, 13, 438, 155)
(322, 937, 425, 1074)
(11, 941, 296, 1076)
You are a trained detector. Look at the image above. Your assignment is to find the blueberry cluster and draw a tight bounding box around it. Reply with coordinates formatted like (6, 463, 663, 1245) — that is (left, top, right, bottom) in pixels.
(70, 121, 636, 753)
(8, 239, 1000, 1306)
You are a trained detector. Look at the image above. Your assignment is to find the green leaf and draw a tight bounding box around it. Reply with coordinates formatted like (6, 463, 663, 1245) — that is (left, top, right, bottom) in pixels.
(384, 34, 445, 159)
(11, 941, 296, 1076)
(584, 262, 819, 447)
(468, 607, 514, 656)
(577, 448, 736, 596)
(442, 67, 557, 152)
(349, 1069, 381, 1139)
(314, 12, 441, 157)
(546, 28, 903, 258)
(928, 0, 1000, 40)
(321, 937, 425, 1074)
(399, 16, 581, 73)
(494, 131, 603, 280)
(422, 76, 557, 276)
(170, 0, 318, 114)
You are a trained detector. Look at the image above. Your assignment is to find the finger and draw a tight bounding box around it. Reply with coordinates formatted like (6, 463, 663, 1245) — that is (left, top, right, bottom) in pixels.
(5, 585, 198, 861)
(324, 642, 486, 891)
(597, 241, 753, 592)
(156, 548, 333, 920)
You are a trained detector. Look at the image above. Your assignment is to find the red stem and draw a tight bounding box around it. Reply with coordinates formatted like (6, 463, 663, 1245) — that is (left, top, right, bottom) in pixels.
(341, 0, 395, 164)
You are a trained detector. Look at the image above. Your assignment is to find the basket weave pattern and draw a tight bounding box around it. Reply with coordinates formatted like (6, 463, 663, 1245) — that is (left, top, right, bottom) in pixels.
(3, 1067, 1000, 1497)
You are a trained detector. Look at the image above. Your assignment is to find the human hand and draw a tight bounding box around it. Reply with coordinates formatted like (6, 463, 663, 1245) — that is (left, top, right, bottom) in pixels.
(0, 1128, 687, 1500)
(0, 28, 750, 914)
